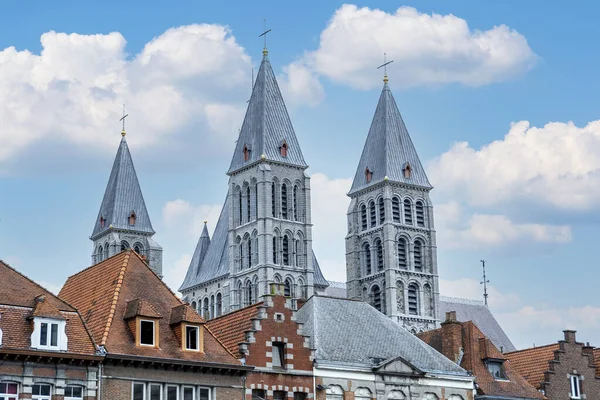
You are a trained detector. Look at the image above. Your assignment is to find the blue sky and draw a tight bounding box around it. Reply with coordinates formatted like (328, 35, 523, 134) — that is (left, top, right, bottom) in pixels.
(1, 0, 599, 349)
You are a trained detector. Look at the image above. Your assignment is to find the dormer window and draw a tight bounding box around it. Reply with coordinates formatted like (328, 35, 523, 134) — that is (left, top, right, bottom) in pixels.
(139, 319, 156, 346)
(280, 140, 288, 157)
(365, 167, 373, 183)
(486, 360, 508, 380)
(243, 145, 250, 161)
(129, 211, 137, 226)
(100, 216, 106, 228)
(403, 162, 412, 179)
(32, 318, 67, 350)
(185, 325, 200, 351)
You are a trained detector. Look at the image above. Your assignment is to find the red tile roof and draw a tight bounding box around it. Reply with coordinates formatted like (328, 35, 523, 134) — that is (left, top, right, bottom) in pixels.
(0, 260, 97, 356)
(59, 251, 241, 366)
(594, 349, 600, 377)
(505, 344, 560, 389)
(206, 302, 262, 358)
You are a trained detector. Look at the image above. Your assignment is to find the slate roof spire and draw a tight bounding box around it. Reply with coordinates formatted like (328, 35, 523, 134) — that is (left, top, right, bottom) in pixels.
(228, 50, 307, 174)
(180, 222, 211, 290)
(349, 78, 431, 194)
(91, 134, 154, 239)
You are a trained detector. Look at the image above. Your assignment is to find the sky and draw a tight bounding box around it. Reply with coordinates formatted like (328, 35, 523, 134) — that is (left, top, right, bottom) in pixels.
(1, 0, 600, 350)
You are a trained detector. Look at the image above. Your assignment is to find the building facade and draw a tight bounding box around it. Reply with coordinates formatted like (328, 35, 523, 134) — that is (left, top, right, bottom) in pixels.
(179, 48, 329, 317)
(345, 75, 440, 332)
(506, 330, 600, 400)
(59, 251, 251, 400)
(0, 260, 101, 400)
(89, 129, 163, 277)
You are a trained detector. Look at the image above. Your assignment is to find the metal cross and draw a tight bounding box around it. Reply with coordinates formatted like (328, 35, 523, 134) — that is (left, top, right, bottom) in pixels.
(119, 104, 129, 131)
(377, 52, 394, 76)
(259, 19, 271, 49)
(480, 259, 490, 306)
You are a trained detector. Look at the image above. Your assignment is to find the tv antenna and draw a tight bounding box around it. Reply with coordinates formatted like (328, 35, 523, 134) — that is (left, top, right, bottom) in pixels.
(480, 259, 490, 306)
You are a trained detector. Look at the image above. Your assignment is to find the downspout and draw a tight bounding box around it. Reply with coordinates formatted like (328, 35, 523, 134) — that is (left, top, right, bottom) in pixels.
(97, 362, 103, 400)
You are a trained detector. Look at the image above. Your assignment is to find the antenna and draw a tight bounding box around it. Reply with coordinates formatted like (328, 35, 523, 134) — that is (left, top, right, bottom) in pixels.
(259, 19, 271, 50)
(377, 52, 394, 81)
(480, 259, 490, 306)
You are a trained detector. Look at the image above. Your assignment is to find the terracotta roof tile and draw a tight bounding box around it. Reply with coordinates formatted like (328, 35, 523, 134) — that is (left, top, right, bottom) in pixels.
(59, 251, 241, 366)
(170, 304, 205, 325)
(30, 295, 66, 320)
(124, 298, 162, 320)
(594, 348, 600, 377)
(505, 344, 560, 389)
(206, 302, 262, 358)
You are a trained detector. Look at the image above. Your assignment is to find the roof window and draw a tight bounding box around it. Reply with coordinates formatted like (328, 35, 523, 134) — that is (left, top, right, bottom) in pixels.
(280, 140, 288, 157)
(365, 167, 373, 183)
(129, 211, 136, 226)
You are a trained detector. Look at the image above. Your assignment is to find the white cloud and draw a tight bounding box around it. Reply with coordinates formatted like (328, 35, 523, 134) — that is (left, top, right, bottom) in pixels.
(302, 4, 536, 90)
(436, 202, 572, 249)
(162, 199, 222, 238)
(429, 120, 600, 211)
(439, 278, 520, 312)
(278, 61, 325, 108)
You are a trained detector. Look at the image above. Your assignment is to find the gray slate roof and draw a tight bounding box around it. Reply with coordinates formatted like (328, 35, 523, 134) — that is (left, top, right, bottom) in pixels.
(297, 296, 467, 375)
(179, 195, 329, 291)
(324, 281, 347, 298)
(350, 81, 431, 194)
(91, 136, 154, 239)
(439, 296, 516, 353)
(228, 52, 307, 174)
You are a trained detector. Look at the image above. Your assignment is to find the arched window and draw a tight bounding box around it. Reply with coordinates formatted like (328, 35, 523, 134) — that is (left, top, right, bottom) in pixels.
(133, 243, 142, 255)
(236, 186, 242, 226)
(272, 236, 278, 264)
(203, 298, 209, 319)
(326, 385, 344, 400)
(284, 279, 292, 297)
(404, 199, 413, 225)
(416, 201, 425, 227)
(216, 293, 222, 317)
(243, 145, 250, 161)
(398, 237, 408, 269)
(282, 235, 290, 265)
(378, 197, 385, 224)
(252, 234, 258, 267)
(239, 241, 245, 270)
(375, 239, 384, 271)
(121, 241, 130, 251)
(210, 295, 215, 319)
(371, 285, 382, 311)
(247, 239, 252, 268)
(355, 388, 372, 400)
(396, 281, 405, 314)
(280, 141, 288, 157)
(237, 282, 243, 307)
(414, 239, 423, 271)
(129, 211, 136, 226)
(298, 278, 307, 299)
(362, 243, 372, 275)
(104, 243, 109, 260)
(424, 284, 433, 317)
(293, 185, 298, 221)
(361, 204, 368, 230)
(246, 281, 254, 306)
(271, 182, 276, 217)
(369, 200, 376, 228)
(392, 197, 400, 222)
(191, 301, 197, 311)
(294, 239, 300, 267)
(281, 183, 288, 219)
(408, 283, 419, 315)
(365, 167, 372, 183)
(98, 246, 103, 262)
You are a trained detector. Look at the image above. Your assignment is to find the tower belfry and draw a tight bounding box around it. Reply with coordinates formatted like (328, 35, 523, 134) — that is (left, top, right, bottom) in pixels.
(345, 67, 440, 332)
(90, 117, 163, 276)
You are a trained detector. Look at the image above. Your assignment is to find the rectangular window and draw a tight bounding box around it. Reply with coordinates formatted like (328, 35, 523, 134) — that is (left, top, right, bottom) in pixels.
(166, 385, 178, 400)
(273, 391, 286, 400)
(0, 382, 19, 400)
(50, 323, 58, 346)
(182, 387, 194, 400)
(252, 389, 266, 400)
(272, 342, 286, 369)
(185, 326, 199, 350)
(198, 388, 211, 400)
(32, 384, 51, 400)
(486, 361, 508, 380)
(40, 323, 48, 346)
(570, 375, 581, 399)
(133, 382, 145, 400)
(149, 384, 161, 400)
(65, 385, 83, 399)
(294, 393, 307, 400)
(140, 320, 155, 346)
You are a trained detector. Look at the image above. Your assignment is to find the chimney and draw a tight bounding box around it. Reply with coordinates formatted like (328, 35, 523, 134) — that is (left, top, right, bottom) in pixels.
(269, 282, 285, 296)
(445, 311, 457, 322)
(441, 310, 463, 363)
(582, 342, 594, 357)
(564, 330, 577, 343)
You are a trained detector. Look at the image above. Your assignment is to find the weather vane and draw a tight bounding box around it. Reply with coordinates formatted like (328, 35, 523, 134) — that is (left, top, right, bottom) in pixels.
(377, 52, 394, 82)
(119, 104, 129, 136)
(480, 259, 490, 306)
(259, 19, 271, 52)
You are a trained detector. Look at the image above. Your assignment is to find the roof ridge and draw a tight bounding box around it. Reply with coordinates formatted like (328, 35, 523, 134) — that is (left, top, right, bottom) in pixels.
(101, 251, 130, 345)
(128, 250, 186, 306)
(505, 343, 560, 355)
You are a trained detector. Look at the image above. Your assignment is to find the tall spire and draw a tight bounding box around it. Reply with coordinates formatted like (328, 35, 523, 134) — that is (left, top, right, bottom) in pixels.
(228, 50, 307, 174)
(180, 222, 211, 291)
(349, 80, 431, 194)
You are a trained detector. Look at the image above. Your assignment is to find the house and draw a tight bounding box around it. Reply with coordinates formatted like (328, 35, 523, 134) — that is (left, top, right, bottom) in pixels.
(59, 251, 251, 400)
(418, 311, 543, 400)
(0, 260, 102, 400)
(505, 330, 600, 399)
(207, 283, 314, 400)
(296, 296, 475, 400)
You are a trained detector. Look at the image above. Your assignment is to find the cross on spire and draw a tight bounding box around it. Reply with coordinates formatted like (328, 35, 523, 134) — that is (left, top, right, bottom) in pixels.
(259, 19, 272, 55)
(119, 105, 129, 137)
(377, 53, 394, 83)
(480, 259, 490, 307)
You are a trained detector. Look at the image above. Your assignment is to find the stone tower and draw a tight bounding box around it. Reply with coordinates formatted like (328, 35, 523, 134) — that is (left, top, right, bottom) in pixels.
(179, 49, 329, 319)
(345, 75, 439, 333)
(90, 130, 163, 276)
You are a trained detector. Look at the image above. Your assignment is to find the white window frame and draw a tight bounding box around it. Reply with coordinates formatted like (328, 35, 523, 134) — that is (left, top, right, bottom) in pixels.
(198, 387, 212, 400)
(65, 385, 84, 400)
(181, 386, 195, 400)
(569, 374, 581, 399)
(0, 381, 19, 400)
(185, 325, 200, 351)
(139, 319, 156, 347)
(148, 383, 162, 400)
(165, 385, 179, 400)
(31, 318, 67, 351)
(132, 382, 146, 400)
(32, 383, 52, 400)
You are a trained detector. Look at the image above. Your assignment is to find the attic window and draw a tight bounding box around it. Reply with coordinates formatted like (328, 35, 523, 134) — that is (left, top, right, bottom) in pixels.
(139, 320, 155, 346)
(403, 163, 412, 179)
(100, 216, 106, 228)
(129, 212, 137, 226)
(486, 360, 508, 380)
(243, 145, 250, 161)
(365, 167, 373, 183)
(280, 141, 288, 157)
(185, 325, 199, 351)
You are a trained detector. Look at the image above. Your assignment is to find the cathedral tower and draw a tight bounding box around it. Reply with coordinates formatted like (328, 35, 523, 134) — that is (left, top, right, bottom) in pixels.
(345, 75, 439, 332)
(90, 129, 163, 276)
(180, 48, 329, 318)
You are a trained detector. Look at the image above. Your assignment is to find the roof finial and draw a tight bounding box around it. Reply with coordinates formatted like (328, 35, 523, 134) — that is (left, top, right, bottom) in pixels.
(480, 259, 490, 307)
(119, 104, 129, 137)
(259, 19, 271, 56)
(377, 53, 394, 84)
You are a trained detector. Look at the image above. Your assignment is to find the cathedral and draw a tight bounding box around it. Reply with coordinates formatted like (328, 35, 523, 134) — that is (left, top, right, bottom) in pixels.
(90, 47, 440, 331)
